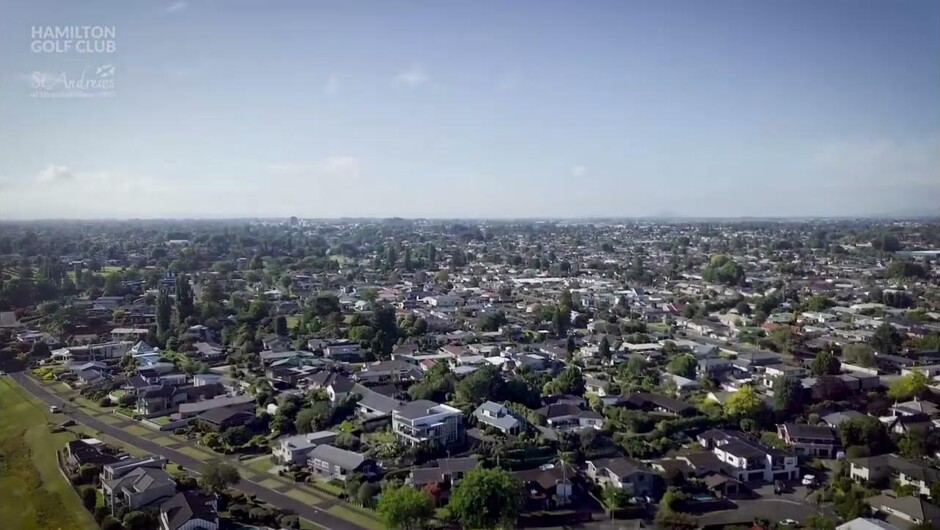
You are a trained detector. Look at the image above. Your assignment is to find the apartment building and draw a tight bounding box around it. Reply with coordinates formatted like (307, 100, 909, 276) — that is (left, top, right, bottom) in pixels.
(698, 429, 798, 483)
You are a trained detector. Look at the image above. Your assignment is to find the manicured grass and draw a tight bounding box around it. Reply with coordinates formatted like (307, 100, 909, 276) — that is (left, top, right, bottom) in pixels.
(312, 480, 344, 495)
(93, 413, 122, 424)
(151, 415, 171, 425)
(284, 488, 324, 505)
(300, 518, 327, 530)
(258, 477, 284, 489)
(0, 378, 97, 530)
(243, 455, 276, 474)
(176, 445, 214, 460)
(122, 424, 153, 436)
(326, 505, 384, 530)
(150, 435, 178, 446)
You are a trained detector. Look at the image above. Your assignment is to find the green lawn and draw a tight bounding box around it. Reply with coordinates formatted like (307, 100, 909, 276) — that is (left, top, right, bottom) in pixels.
(300, 518, 326, 530)
(258, 477, 284, 489)
(242, 455, 276, 474)
(326, 505, 383, 530)
(0, 378, 97, 530)
(175, 445, 214, 460)
(284, 488, 324, 506)
(122, 424, 152, 436)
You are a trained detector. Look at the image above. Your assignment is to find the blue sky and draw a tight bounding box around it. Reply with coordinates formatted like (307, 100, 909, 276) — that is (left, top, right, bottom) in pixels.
(1, 0, 937, 219)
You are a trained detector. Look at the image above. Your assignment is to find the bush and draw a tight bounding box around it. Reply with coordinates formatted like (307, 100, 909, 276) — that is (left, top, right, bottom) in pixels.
(81, 486, 97, 511)
(100, 515, 123, 530)
(94, 505, 110, 523)
(97, 397, 112, 407)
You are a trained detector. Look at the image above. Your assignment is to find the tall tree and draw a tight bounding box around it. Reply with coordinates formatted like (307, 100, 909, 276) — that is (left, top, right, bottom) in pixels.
(156, 290, 172, 337)
(871, 323, 902, 355)
(810, 351, 840, 376)
(199, 461, 240, 494)
(377, 485, 434, 530)
(773, 376, 806, 414)
(174, 275, 195, 324)
(448, 467, 522, 530)
(725, 385, 763, 417)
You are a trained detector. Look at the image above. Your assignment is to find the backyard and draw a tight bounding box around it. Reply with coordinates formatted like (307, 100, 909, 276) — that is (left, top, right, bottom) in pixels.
(0, 377, 97, 530)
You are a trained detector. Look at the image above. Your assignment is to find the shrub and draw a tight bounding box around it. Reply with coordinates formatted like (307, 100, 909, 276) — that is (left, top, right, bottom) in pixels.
(100, 515, 123, 530)
(98, 397, 112, 407)
(93, 505, 110, 523)
(81, 486, 97, 511)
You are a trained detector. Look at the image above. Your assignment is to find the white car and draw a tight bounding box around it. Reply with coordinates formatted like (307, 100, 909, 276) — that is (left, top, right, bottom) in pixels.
(49, 405, 60, 413)
(780, 519, 799, 527)
(801, 474, 817, 487)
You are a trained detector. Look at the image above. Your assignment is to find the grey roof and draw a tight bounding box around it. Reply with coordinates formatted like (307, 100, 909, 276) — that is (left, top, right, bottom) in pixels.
(178, 394, 254, 415)
(781, 423, 836, 441)
(411, 457, 479, 486)
(589, 457, 652, 479)
(396, 399, 444, 420)
(308, 444, 368, 470)
(473, 401, 524, 431)
(869, 494, 940, 522)
(822, 410, 864, 426)
(105, 466, 175, 496)
(278, 431, 337, 451)
(160, 491, 217, 530)
(356, 385, 401, 414)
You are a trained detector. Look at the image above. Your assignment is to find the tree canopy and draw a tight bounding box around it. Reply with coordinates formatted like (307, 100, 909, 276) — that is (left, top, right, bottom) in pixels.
(448, 467, 522, 530)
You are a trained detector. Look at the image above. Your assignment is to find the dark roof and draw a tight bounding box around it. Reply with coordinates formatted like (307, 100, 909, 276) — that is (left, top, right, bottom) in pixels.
(160, 491, 218, 530)
(197, 406, 254, 426)
(590, 457, 651, 478)
(514, 465, 570, 491)
(67, 440, 118, 467)
(396, 400, 445, 420)
(141, 385, 176, 399)
(625, 392, 695, 414)
(411, 457, 479, 486)
(537, 403, 582, 419)
(781, 423, 836, 441)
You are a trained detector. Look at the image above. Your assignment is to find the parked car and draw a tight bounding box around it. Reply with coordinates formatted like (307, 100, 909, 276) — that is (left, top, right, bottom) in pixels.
(774, 480, 788, 494)
(49, 405, 60, 413)
(780, 519, 800, 527)
(61, 419, 76, 427)
(801, 474, 817, 487)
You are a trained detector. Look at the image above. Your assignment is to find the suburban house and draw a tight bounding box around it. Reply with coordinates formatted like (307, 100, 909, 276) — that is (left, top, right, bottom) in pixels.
(110, 328, 150, 342)
(355, 385, 403, 421)
(777, 423, 839, 458)
(323, 340, 364, 361)
(408, 457, 479, 501)
(867, 494, 940, 527)
(585, 457, 659, 497)
(102, 467, 176, 512)
(66, 341, 133, 361)
(513, 465, 573, 510)
(177, 394, 255, 419)
(196, 407, 255, 432)
(849, 454, 940, 494)
(65, 439, 118, 468)
(472, 401, 526, 435)
(307, 445, 377, 482)
(272, 431, 337, 465)
(697, 429, 798, 483)
(622, 392, 696, 417)
(100, 456, 168, 481)
(159, 491, 219, 530)
(536, 402, 604, 431)
(392, 400, 464, 447)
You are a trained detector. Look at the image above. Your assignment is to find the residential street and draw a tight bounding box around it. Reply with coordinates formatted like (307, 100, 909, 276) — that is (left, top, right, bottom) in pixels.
(9, 371, 366, 530)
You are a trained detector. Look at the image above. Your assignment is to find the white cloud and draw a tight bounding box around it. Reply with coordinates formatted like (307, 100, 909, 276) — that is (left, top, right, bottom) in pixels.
(395, 64, 429, 87)
(323, 74, 341, 95)
(571, 165, 587, 177)
(35, 164, 75, 183)
(166, 2, 188, 14)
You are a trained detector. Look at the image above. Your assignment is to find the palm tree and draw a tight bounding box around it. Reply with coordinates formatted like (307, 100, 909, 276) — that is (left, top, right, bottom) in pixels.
(554, 450, 574, 505)
(491, 438, 507, 468)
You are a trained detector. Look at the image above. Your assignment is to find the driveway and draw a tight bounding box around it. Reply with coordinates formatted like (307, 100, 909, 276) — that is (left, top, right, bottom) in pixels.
(10, 372, 366, 530)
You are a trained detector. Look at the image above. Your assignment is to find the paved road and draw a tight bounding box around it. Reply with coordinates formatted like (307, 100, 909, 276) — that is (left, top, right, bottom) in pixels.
(9, 372, 365, 530)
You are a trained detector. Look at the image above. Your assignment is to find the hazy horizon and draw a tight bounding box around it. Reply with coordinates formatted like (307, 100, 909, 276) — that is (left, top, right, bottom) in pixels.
(1, 0, 938, 220)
